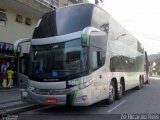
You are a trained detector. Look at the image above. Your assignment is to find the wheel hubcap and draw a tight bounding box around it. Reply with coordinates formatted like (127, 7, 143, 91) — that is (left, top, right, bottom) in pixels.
(119, 84, 122, 96)
(109, 85, 115, 100)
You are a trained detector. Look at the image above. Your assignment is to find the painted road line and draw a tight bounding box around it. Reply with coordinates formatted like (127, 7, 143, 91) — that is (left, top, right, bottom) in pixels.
(107, 100, 126, 113)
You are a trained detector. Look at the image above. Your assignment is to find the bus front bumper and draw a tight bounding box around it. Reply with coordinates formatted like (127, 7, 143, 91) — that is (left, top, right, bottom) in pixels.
(20, 86, 92, 106)
(26, 89, 67, 105)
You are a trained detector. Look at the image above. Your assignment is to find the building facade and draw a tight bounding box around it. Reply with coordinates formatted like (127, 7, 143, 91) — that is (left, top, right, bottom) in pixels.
(58, 0, 104, 7)
(0, 0, 52, 89)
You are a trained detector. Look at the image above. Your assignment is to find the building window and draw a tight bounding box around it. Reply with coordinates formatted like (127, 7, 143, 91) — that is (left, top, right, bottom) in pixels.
(0, 8, 7, 27)
(16, 14, 23, 23)
(25, 17, 32, 26)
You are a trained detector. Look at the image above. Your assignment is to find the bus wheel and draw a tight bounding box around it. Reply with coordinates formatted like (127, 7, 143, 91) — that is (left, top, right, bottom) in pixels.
(107, 81, 115, 104)
(115, 82, 123, 100)
(146, 80, 150, 84)
(136, 78, 142, 90)
(145, 77, 150, 84)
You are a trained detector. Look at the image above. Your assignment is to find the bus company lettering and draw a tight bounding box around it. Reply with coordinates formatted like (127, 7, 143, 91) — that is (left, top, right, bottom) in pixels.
(68, 78, 81, 86)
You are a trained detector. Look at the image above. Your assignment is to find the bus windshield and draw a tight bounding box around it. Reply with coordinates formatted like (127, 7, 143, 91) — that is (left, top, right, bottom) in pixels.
(29, 38, 87, 78)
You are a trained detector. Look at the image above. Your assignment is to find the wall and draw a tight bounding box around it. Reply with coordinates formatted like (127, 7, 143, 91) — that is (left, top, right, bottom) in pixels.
(0, 4, 38, 53)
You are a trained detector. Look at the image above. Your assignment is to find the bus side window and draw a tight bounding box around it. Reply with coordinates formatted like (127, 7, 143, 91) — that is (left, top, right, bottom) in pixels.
(110, 58, 115, 72)
(92, 51, 98, 70)
(92, 50, 105, 71)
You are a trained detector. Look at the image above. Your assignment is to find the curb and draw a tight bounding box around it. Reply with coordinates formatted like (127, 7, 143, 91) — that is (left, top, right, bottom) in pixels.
(0, 88, 19, 92)
(0, 104, 40, 118)
(0, 99, 21, 105)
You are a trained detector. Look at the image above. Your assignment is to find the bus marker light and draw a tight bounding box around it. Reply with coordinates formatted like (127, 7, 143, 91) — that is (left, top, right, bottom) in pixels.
(45, 98, 57, 104)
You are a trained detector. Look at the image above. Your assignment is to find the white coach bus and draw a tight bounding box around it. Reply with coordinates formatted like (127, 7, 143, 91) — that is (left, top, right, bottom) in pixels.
(14, 3, 145, 106)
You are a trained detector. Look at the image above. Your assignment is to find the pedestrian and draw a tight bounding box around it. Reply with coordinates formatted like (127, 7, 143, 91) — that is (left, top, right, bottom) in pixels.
(7, 67, 14, 88)
(1, 60, 7, 88)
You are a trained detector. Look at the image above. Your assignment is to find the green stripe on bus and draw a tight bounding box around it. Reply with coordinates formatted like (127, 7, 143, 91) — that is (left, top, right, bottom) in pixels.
(81, 34, 89, 45)
(68, 92, 77, 105)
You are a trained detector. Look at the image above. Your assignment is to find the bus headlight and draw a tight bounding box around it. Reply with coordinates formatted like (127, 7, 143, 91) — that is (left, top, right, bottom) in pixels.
(70, 80, 92, 91)
(79, 80, 93, 89)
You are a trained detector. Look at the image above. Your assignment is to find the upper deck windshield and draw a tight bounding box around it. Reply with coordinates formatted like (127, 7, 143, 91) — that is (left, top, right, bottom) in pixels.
(29, 38, 87, 80)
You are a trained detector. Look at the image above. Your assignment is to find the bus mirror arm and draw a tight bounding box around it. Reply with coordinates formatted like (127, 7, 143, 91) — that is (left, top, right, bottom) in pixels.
(14, 38, 31, 53)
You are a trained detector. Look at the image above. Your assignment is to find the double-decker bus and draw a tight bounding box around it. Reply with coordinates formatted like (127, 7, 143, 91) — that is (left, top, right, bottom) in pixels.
(14, 3, 145, 106)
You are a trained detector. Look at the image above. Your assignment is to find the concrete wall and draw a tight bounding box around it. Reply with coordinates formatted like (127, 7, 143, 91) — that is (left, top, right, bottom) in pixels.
(16, 0, 52, 14)
(0, 4, 38, 53)
(0, 0, 53, 53)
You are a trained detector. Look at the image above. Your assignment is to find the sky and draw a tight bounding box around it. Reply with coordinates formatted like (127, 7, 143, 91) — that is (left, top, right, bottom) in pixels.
(89, 0, 160, 55)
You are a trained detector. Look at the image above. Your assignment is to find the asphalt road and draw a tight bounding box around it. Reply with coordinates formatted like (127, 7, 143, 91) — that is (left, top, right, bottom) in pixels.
(16, 77, 160, 120)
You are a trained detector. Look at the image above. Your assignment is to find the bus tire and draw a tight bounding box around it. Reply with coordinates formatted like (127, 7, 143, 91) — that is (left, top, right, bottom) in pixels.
(146, 80, 150, 84)
(115, 82, 123, 100)
(136, 77, 142, 90)
(145, 77, 150, 84)
(107, 81, 115, 104)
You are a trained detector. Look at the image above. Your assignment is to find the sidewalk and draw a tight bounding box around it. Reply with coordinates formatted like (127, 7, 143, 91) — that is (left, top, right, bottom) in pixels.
(0, 88, 36, 115)
(0, 88, 21, 104)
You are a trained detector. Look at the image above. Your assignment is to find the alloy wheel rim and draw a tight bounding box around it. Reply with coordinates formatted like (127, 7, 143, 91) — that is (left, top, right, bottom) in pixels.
(109, 84, 115, 100)
(119, 84, 122, 96)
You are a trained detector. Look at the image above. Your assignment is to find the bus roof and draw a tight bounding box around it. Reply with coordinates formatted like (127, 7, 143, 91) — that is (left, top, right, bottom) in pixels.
(32, 3, 110, 39)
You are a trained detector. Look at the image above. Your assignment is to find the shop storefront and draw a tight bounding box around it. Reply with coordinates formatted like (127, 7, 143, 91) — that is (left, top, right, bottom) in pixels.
(0, 42, 17, 89)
